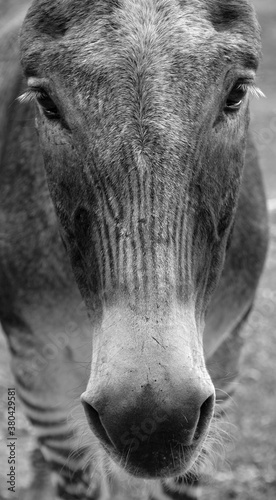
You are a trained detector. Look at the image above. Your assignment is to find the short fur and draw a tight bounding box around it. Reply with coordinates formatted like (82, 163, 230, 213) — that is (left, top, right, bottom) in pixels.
(0, 1, 268, 499)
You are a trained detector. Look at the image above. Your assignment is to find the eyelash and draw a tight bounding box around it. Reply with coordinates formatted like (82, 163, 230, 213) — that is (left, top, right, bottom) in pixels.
(18, 84, 265, 102)
(18, 89, 49, 104)
(18, 88, 61, 121)
(237, 83, 265, 99)
(17, 82, 265, 122)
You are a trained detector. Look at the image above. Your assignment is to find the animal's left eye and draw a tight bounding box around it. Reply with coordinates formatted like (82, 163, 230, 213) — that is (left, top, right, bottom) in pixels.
(225, 83, 248, 112)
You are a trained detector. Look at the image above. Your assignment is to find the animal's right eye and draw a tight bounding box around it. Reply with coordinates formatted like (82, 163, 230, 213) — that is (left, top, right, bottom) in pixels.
(34, 89, 61, 120)
(19, 88, 60, 120)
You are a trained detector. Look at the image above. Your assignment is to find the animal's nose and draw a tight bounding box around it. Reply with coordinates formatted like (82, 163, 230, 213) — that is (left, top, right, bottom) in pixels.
(81, 383, 215, 477)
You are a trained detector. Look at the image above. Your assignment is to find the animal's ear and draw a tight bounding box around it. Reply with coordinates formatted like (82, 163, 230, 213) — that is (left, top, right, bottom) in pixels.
(23, 3, 69, 38)
(206, 0, 260, 33)
(20, 0, 74, 75)
(205, 0, 261, 66)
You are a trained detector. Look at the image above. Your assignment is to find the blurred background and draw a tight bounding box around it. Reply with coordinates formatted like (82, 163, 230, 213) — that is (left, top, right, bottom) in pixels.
(0, 1, 275, 498)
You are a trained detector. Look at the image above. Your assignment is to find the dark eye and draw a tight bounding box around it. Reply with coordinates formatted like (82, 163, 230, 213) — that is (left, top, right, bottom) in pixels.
(225, 83, 248, 112)
(35, 90, 60, 120)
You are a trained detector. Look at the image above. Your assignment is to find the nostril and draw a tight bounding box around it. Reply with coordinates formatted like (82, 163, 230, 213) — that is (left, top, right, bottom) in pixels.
(193, 394, 215, 442)
(81, 399, 114, 448)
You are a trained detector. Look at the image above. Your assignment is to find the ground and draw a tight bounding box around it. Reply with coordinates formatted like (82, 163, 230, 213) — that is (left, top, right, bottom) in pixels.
(0, 1, 275, 499)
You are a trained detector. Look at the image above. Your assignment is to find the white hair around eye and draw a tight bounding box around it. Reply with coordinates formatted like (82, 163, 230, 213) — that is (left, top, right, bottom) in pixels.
(238, 82, 266, 99)
(17, 89, 37, 103)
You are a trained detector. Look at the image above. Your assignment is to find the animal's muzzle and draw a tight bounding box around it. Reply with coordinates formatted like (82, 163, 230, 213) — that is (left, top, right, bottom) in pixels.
(81, 383, 215, 477)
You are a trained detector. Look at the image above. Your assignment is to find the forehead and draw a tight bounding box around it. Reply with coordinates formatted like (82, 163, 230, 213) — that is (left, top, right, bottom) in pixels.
(20, 0, 261, 84)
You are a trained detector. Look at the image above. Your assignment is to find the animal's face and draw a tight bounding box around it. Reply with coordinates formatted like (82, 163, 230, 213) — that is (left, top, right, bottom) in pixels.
(20, 0, 260, 479)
